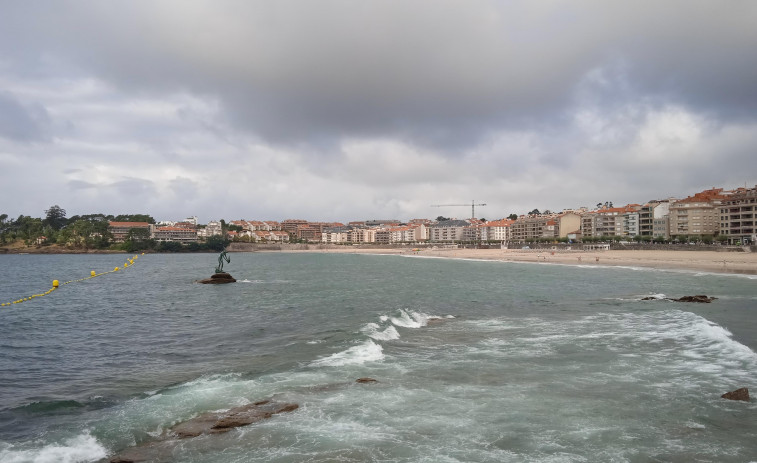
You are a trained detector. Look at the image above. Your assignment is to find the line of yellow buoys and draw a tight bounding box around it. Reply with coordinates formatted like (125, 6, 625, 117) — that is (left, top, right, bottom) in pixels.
(1, 253, 144, 307)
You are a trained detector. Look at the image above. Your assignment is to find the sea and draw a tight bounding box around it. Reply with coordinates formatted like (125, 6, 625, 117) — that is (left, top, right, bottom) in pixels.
(0, 252, 756, 462)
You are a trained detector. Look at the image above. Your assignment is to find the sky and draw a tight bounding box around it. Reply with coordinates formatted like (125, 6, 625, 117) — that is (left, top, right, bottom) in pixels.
(1, 1, 756, 224)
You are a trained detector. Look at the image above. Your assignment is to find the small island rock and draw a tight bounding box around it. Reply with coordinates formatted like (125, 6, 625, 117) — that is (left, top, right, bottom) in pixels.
(721, 387, 750, 402)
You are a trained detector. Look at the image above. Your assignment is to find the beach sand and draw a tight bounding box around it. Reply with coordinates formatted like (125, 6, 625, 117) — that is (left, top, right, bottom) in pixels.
(274, 246, 757, 275)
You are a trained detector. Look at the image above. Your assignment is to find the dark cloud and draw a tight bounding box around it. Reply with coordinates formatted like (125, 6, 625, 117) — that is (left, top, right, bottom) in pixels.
(3, 1, 754, 151)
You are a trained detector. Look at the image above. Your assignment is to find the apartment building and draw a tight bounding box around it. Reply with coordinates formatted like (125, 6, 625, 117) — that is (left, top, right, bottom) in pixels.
(638, 200, 673, 236)
(720, 185, 757, 244)
(580, 205, 641, 238)
(669, 188, 727, 237)
(153, 226, 198, 243)
(510, 215, 557, 242)
(429, 220, 469, 242)
(480, 219, 513, 243)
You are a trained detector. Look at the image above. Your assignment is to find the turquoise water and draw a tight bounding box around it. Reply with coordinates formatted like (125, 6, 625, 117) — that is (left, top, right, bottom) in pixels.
(1, 252, 756, 462)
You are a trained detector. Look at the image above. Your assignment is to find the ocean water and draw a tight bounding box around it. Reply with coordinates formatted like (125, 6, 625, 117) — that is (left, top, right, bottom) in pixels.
(0, 252, 756, 462)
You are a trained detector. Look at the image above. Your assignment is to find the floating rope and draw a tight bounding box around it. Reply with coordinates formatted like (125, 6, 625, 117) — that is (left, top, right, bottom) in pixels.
(1, 253, 144, 306)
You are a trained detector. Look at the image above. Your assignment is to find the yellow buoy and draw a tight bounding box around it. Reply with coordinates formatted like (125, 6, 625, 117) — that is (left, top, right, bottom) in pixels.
(91, 271, 96, 277)
(114, 267, 119, 271)
(52, 280, 59, 288)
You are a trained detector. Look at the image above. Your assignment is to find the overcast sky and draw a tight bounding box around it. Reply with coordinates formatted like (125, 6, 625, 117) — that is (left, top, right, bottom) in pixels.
(1, 1, 756, 223)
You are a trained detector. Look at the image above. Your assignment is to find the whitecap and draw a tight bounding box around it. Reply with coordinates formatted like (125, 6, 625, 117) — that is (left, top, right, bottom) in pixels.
(389, 309, 429, 328)
(309, 340, 384, 367)
(360, 323, 401, 341)
(0, 432, 107, 463)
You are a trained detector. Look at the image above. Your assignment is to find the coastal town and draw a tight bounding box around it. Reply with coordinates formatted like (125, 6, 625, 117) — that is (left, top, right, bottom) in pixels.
(2, 184, 755, 251)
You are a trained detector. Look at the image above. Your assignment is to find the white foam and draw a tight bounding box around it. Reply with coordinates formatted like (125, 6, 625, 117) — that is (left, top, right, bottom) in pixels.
(389, 309, 429, 328)
(360, 323, 401, 341)
(0, 433, 107, 463)
(310, 340, 384, 367)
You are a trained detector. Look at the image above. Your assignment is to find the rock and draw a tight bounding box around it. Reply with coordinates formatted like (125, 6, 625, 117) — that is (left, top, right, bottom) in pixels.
(674, 295, 717, 303)
(210, 272, 234, 279)
(641, 296, 658, 300)
(109, 399, 298, 461)
(721, 387, 750, 401)
(172, 400, 298, 437)
(356, 377, 378, 383)
(197, 273, 236, 284)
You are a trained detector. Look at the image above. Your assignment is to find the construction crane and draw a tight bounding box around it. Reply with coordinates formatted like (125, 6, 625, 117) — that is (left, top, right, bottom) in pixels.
(430, 200, 487, 219)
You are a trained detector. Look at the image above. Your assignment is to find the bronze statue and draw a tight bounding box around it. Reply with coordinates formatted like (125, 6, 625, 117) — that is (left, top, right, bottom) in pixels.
(215, 250, 230, 274)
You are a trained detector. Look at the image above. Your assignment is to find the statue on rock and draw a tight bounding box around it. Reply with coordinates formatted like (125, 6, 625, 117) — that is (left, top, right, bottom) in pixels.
(198, 250, 236, 284)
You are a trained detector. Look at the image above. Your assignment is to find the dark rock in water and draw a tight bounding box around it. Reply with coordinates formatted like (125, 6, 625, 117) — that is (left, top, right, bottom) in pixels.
(674, 295, 717, 303)
(211, 272, 233, 279)
(109, 399, 298, 462)
(721, 387, 750, 401)
(172, 400, 298, 437)
(197, 272, 236, 284)
(356, 377, 378, 383)
(641, 296, 658, 301)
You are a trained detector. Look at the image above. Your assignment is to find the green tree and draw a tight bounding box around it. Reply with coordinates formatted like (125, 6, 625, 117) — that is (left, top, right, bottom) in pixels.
(44, 205, 68, 230)
(507, 213, 518, 221)
(205, 235, 229, 252)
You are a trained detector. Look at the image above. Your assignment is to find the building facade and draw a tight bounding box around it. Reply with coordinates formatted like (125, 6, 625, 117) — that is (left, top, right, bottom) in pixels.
(719, 186, 757, 244)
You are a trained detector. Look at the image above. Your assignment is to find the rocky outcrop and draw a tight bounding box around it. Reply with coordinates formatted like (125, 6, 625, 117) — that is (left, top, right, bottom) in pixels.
(197, 272, 236, 284)
(171, 399, 297, 438)
(109, 399, 297, 462)
(721, 387, 750, 401)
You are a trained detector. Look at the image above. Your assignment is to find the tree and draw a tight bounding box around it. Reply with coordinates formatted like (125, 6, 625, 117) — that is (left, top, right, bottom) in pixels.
(205, 235, 229, 252)
(507, 213, 518, 221)
(528, 209, 540, 216)
(435, 216, 450, 222)
(44, 205, 67, 230)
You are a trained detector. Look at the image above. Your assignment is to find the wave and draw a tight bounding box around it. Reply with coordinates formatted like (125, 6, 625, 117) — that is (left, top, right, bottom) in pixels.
(389, 308, 430, 328)
(0, 432, 106, 463)
(309, 340, 384, 367)
(360, 323, 400, 341)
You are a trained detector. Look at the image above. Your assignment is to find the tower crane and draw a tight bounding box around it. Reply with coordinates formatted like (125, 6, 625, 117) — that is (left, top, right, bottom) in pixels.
(430, 200, 487, 219)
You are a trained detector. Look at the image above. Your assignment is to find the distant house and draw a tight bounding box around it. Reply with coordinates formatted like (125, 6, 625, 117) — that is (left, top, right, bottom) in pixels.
(153, 226, 198, 243)
(108, 222, 152, 243)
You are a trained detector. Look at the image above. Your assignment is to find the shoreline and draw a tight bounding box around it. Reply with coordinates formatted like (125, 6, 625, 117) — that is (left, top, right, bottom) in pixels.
(3, 244, 755, 275)
(268, 247, 757, 276)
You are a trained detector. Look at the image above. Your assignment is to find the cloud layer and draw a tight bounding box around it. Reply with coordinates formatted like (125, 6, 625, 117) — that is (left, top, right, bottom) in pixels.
(1, 1, 756, 222)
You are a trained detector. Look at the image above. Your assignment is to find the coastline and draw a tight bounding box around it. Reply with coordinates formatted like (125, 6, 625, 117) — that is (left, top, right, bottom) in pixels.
(269, 247, 757, 275)
(3, 243, 755, 275)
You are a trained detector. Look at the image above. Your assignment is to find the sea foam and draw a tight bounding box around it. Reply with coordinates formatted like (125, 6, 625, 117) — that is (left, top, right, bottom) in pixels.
(0, 433, 106, 463)
(389, 309, 429, 328)
(361, 323, 401, 341)
(310, 340, 384, 367)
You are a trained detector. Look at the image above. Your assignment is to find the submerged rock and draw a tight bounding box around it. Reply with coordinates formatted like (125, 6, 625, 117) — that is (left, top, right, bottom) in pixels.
(109, 399, 298, 462)
(721, 387, 750, 401)
(673, 295, 717, 303)
(356, 377, 378, 383)
(641, 295, 717, 303)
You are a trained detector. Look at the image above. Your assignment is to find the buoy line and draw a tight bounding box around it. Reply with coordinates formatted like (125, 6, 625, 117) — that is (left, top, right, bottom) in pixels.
(1, 253, 144, 307)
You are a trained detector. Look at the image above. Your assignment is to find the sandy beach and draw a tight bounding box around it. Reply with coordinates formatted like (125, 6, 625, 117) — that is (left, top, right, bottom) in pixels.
(275, 246, 757, 275)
